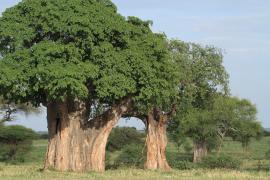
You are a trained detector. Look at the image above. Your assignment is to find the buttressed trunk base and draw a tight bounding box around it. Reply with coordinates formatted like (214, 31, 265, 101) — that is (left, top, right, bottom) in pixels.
(44, 98, 131, 172)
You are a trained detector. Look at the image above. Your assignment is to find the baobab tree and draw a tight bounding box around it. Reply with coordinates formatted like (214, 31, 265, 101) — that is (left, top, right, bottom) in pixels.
(167, 40, 229, 163)
(0, 0, 178, 172)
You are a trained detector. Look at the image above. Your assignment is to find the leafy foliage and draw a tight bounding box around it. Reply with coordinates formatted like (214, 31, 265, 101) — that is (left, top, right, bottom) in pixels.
(200, 154, 241, 169)
(106, 127, 145, 169)
(227, 99, 263, 150)
(106, 127, 145, 152)
(168, 40, 229, 144)
(0, 0, 178, 113)
(182, 138, 193, 153)
(113, 143, 145, 169)
(169, 160, 197, 170)
(231, 120, 263, 150)
(167, 40, 263, 160)
(166, 151, 195, 170)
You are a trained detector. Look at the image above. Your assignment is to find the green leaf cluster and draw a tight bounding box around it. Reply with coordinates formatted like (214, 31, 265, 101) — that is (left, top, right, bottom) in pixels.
(168, 40, 229, 142)
(0, 0, 179, 111)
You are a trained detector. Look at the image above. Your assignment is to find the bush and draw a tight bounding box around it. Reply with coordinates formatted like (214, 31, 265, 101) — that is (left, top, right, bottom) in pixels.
(170, 160, 197, 170)
(166, 152, 195, 170)
(112, 143, 145, 169)
(200, 154, 241, 169)
(265, 150, 270, 159)
(263, 129, 270, 136)
(0, 125, 38, 164)
(38, 133, 49, 139)
(107, 127, 145, 152)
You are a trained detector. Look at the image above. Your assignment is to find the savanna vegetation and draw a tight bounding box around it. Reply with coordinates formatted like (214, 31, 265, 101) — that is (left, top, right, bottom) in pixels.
(0, 0, 268, 179)
(0, 132, 270, 179)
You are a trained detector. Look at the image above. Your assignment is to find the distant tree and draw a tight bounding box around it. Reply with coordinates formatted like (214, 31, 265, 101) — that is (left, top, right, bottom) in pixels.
(168, 40, 229, 163)
(233, 121, 263, 152)
(263, 129, 270, 136)
(180, 108, 217, 162)
(175, 95, 263, 160)
(210, 96, 239, 154)
(212, 97, 263, 154)
(0, 125, 38, 163)
(172, 92, 263, 161)
(229, 99, 263, 152)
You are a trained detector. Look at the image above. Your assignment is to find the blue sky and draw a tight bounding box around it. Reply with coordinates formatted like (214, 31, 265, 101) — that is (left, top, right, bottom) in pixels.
(1, 0, 269, 130)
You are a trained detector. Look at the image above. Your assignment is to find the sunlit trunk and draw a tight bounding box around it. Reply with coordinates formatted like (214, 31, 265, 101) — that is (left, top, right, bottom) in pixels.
(144, 110, 171, 171)
(44, 98, 132, 172)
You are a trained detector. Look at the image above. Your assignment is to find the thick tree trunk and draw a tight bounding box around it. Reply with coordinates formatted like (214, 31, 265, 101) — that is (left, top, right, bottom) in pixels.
(44, 98, 131, 172)
(144, 110, 171, 171)
(193, 140, 208, 163)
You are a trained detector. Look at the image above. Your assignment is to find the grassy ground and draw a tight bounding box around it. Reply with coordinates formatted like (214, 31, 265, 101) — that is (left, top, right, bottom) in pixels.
(0, 137, 269, 179)
(164, 137, 270, 172)
(1, 165, 270, 180)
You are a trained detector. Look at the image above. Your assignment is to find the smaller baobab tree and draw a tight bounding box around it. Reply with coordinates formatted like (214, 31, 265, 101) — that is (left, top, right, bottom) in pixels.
(140, 59, 179, 171)
(167, 40, 229, 163)
(124, 37, 180, 171)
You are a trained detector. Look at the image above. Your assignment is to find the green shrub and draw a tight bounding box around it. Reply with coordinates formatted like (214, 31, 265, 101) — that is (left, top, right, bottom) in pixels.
(107, 127, 145, 152)
(38, 133, 49, 139)
(200, 154, 241, 169)
(166, 151, 193, 161)
(0, 125, 38, 164)
(171, 160, 197, 170)
(113, 143, 145, 169)
(265, 150, 270, 159)
(263, 129, 270, 136)
(166, 152, 195, 170)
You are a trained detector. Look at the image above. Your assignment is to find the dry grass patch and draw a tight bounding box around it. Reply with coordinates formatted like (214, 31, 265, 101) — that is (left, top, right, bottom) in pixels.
(0, 164, 270, 180)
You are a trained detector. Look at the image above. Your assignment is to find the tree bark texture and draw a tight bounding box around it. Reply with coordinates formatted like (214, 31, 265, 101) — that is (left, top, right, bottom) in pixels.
(144, 109, 171, 171)
(193, 140, 208, 163)
(43, 98, 132, 172)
